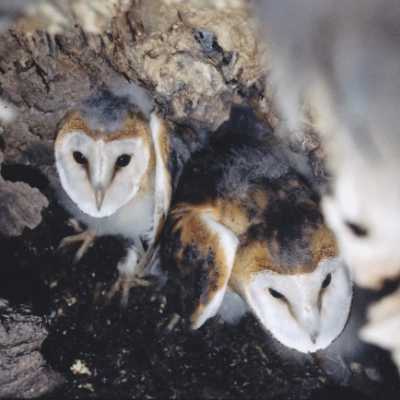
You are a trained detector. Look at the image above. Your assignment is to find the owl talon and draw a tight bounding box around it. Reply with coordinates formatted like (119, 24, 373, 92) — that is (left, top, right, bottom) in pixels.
(58, 230, 96, 262)
(133, 243, 157, 278)
(106, 246, 156, 307)
(108, 274, 152, 309)
(66, 217, 84, 233)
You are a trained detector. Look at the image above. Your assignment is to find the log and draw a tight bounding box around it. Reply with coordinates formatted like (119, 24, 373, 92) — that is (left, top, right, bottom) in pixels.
(0, 148, 48, 237)
(0, 299, 65, 398)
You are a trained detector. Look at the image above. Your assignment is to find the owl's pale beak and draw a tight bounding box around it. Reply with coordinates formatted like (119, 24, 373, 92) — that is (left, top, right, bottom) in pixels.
(305, 319, 320, 345)
(308, 330, 318, 344)
(95, 187, 105, 211)
(296, 306, 321, 345)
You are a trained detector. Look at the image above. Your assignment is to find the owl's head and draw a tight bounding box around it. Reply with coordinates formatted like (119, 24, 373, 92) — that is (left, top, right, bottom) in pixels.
(55, 110, 155, 218)
(219, 188, 353, 353)
(242, 256, 352, 353)
(322, 152, 400, 290)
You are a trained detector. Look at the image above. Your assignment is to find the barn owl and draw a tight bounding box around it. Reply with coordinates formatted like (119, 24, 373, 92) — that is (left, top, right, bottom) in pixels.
(257, 0, 400, 291)
(257, 0, 400, 367)
(160, 106, 352, 353)
(54, 86, 173, 305)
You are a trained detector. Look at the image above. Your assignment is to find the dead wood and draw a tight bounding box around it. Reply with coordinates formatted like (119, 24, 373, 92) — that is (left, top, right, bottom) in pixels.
(0, 299, 65, 398)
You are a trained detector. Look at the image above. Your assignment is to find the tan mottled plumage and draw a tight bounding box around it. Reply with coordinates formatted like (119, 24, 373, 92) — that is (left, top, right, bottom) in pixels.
(161, 106, 352, 353)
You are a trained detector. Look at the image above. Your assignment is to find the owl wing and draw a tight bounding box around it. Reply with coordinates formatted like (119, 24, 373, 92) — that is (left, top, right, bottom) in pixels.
(162, 202, 239, 329)
(149, 112, 173, 240)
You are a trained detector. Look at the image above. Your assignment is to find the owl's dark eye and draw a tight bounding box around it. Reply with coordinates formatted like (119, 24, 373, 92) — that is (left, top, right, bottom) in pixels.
(116, 154, 131, 167)
(345, 221, 368, 237)
(269, 288, 285, 299)
(73, 151, 88, 165)
(322, 273, 332, 289)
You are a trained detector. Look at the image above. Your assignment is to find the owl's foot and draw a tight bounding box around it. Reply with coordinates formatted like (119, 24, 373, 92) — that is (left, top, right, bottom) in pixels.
(58, 219, 96, 262)
(107, 245, 156, 309)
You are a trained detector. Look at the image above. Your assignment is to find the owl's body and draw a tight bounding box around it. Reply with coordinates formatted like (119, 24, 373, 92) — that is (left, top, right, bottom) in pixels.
(54, 88, 173, 299)
(161, 106, 352, 353)
(64, 182, 155, 240)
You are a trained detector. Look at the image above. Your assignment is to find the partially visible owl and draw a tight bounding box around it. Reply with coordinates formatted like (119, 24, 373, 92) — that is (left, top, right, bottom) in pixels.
(257, 0, 400, 290)
(54, 85, 179, 305)
(257, 0, 400, 368)
(160, 106, 353, 353)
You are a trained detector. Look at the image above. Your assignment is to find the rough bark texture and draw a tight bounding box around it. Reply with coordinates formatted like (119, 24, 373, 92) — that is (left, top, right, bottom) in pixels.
(0, 149, 49, 237)
(0, 0, 275, 237)
(0, 0, 264, 160)
(0, 1, 395, 399)
(0, 299, 65, 398)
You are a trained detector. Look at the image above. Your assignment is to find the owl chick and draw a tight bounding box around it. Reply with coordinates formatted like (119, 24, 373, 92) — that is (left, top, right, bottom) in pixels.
(257, 0, 400, 291)
(161, 106, 352, 353)
(257, 0, 400, 367)
(54, 86, 173, 304)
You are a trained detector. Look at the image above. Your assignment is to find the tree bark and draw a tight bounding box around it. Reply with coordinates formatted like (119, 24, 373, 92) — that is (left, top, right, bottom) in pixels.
(0, 299, 65, 398)
(0, 0, 274, 237)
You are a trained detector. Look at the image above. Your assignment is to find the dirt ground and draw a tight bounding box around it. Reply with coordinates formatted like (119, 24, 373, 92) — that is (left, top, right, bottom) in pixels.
(1, 167, 400, 399)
